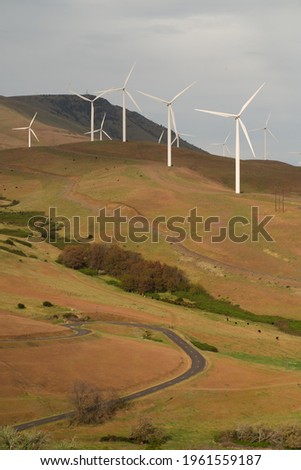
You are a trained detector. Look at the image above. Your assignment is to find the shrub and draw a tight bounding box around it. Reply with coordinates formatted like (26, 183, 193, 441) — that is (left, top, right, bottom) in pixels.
(130, 417, 167, 446)
(70, 382, 123, 425)
(191, 339, 218, 353)
(218, 423, 301, 449)
(43, 301, 53, 307)
(17, 303, 26, 309)
(0, 426, 46, 450)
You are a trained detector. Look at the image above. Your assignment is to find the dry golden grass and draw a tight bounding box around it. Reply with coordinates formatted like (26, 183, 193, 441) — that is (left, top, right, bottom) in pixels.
(1, 141, 301, 447)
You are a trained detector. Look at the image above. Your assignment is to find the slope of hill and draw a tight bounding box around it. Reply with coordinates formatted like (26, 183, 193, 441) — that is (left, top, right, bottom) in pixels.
(1, 140, 301, 449)
(0, 94, 202, 151)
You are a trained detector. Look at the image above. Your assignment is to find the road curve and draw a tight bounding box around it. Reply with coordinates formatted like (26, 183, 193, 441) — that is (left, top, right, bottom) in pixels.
(14, 321, 206, 431)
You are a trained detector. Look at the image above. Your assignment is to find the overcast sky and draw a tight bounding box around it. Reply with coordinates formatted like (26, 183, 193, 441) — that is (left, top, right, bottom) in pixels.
(1, 0, 301, 164)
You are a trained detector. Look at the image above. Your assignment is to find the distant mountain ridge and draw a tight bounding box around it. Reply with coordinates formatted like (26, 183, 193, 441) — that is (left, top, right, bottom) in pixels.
(0, 94, 202, 151)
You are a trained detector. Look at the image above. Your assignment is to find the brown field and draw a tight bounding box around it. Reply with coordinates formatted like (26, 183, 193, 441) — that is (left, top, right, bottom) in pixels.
(0, 311, 70, 339)
(1, 140, 301, 448)
(0, 324, 189, 425)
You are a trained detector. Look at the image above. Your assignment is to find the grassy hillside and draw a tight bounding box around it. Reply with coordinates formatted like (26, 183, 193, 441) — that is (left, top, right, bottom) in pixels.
(0, 94, 202, 151)
(1, 140, 301, 449)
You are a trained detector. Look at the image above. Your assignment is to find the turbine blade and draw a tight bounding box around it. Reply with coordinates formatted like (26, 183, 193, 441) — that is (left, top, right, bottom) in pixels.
(100, 113, 106, 129)
(250, 127, 263, 132)
(30, 112, 37, 127)
(195, 109, 235, 118)
(94, 87, 122, 96)
(30, 129, 39, 142)
(158, 130, 164, 143)
(224, 132, 231, 143)
(70, 90, 92, 102)
(239, 82, 265, 115)
(125, 90, 141, 111)
(225, 145, 231, 155)
(239, 118, 256, 158)
(169, 105, 178, 136)
(103, 130, 112, 141)
(267, 128, 278, 141)
(265, 112, 271, 127)
(137, 90, 167, 104)
(12, 126, 29, 130)
(124, 62, 136, 87)
(171, 81, 196, 103)
(171, 136, 177, 146)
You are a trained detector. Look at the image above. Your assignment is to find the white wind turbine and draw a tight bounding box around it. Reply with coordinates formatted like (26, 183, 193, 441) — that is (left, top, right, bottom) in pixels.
(172, 131, 194, 148)
(211, 132, 231, 157)
(289, 152, 301, 166)
(70, 91, 106, 142)
(196, 83, 265, 194)
(85, 113, 112, 141)
(96, 63, 141, 143)
(251, 112, 277, 160)
(138, 82, 196, 167)
(12, 112, 39, 148)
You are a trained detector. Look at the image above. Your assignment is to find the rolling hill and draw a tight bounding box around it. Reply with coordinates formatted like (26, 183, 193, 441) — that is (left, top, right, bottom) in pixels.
(1, 139, 301, 449)
(0, 94, 202, 151)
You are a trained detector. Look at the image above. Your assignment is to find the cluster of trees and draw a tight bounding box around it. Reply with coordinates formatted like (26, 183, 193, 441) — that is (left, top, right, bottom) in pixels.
(58, 243, 190, 294)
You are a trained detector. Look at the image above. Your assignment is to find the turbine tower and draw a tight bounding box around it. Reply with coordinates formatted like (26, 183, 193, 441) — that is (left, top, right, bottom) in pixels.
(96, 63, 141, 142)
(211, 132, 231, 157)
(138, 82, 196, 167)
(12, 112, 39, 148)
(196, 83, 265, 194)
(251, 112, 277, 160)
(70, 91, 106, 142)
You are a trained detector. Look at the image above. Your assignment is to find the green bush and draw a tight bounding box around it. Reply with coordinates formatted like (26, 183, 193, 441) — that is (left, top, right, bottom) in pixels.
(17, 303, 26, 309)
(43, 301, 54, 307)
(0, 426, 46, 450)
(190, 339, 218, 353)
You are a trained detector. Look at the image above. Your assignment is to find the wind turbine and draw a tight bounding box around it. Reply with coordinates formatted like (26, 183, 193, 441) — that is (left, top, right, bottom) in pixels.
(251, 112, 277, 160)
(196, 83, 265, 194)
(70, 91, 106, 142)
(12, 112, 39, 148)
(138, 82, 196, 167)
(85, 113, 112, 141)
(96, 63, 141, 143)
(172, 131, 194, 148)
(211, 132, 231, 157)
(290, 152, 301, 166)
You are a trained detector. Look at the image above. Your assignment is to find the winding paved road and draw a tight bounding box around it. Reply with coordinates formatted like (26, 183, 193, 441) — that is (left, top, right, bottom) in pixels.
(12, 321, 206, 431)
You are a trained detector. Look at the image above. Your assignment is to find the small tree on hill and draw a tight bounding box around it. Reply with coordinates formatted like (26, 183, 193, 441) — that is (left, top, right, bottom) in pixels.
(130, 417, 167, 446)
(70, 381, 123, 425)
